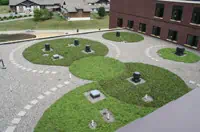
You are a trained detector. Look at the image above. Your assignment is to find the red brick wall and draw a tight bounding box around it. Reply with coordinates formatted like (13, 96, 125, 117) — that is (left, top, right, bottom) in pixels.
(110, 0, 200, 51)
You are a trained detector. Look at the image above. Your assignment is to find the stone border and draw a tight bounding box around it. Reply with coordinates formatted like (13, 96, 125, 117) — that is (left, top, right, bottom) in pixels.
(0, 28, 123, 46)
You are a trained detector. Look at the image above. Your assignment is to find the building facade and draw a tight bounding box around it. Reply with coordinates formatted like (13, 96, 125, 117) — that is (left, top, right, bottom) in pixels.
(109, 0, 200, 50)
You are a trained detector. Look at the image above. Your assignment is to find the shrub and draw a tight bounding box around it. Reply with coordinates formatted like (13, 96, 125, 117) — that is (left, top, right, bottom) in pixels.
(9, 16, 13, 19)
(0, 0, 9, 5)
(98, 7, 106, 18)
(24, 15, 27, 17)
(3, 16, 7, 20)
(34, 8, 52, 21)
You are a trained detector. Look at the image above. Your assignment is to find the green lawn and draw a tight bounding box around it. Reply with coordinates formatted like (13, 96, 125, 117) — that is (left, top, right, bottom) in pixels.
(99, 63, 190, 108)
(0, 34, 36, 42)
(35, 62, 190, 131)
(0, 6, 9, 14)
(23, 38, 109, 66)
(69, 56, 126, 81)
(158, 48, 200, 63)
(102, 32, 144, 42)
(0, 13, 109, 30)
(34, 82, 155, 132)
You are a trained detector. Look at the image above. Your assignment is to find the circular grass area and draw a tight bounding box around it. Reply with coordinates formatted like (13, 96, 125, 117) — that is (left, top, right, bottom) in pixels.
(23, 38, 109, 66)
(99, 63, 190, 108)
(69, 56, 126, 81)
(34, 62, 190, 131)
(34, 82, 155, 132)
(157, 48, 200, 63)
(102, 32, 144, 42)
(0, 33, 36, 42)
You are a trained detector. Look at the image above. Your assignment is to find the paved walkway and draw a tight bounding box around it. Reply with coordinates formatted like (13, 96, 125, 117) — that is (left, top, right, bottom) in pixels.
(0, 30, 200, 132)
(0, 17, 33, 23)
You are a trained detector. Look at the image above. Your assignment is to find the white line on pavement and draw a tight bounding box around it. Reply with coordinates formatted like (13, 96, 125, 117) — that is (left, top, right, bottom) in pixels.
(50, 87, 58, 92)
(44, 91, 51, 95)
(5, 126, 16, 132)
(24, 105, 32, 110)
(37, 95, 45, 100)
(57, 84, 64, 88)
(30, 99, 38, 105)
(11, 118, 21, 124)
(17, 111, 26, 117)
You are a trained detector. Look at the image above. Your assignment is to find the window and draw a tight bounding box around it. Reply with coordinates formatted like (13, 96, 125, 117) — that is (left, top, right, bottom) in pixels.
(139, 23, 146, 32)
(152, 26, 161, 36)
(117, 18, 123, 27)
(186, 35, 199, 48)
(171, 5, 183, 21)
(168, 30, 178, 41)
(127, 20, 134, 28)
(191, 7, 200, 24)
(155, 3, 164, 17)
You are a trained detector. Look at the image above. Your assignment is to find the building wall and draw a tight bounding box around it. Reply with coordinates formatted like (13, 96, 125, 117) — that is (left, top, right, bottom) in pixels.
(68, 11, 90, 18)
(110, 0, 200, 50)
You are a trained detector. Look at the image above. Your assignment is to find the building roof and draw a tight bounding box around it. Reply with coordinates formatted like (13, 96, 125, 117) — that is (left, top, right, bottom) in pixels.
(62, 0, 91, 13)
(9, 0, 62, 6)
(157, 0, 200, 4)
(117, 88, 200, 132)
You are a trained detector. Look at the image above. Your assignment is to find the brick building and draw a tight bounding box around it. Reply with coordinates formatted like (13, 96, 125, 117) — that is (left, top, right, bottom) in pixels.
(109, 0, 200, 51)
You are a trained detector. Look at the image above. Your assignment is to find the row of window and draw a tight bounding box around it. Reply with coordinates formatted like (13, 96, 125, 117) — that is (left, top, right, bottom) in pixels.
(155, 3, 200, 24)
(117, 18, 199, 48)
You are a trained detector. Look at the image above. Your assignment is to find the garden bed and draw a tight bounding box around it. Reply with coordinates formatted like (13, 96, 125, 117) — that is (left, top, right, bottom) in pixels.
(102, 32, 144, 42)
(157, 48, 200, 63)
(0, 33, 36, 42)
(35, 62, 190, 131)
(23, 38, 109, 66)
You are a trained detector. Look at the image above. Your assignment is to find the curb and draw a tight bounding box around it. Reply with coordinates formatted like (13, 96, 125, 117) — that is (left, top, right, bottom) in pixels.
(0, 28, 123, 46)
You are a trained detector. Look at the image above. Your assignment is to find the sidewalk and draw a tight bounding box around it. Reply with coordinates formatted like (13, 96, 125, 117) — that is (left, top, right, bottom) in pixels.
(0, 17, 33, 23)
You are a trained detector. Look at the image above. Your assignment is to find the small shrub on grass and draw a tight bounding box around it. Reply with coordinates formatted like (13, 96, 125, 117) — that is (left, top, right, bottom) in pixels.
(98, 7, 106, 18)
(3, 16, 7, 20)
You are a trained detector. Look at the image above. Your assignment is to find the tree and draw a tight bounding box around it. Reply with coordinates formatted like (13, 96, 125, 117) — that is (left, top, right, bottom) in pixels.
(33, 8, 53, 21)
(33, 8, 42, 21)
(0, 0, 9, 5)
(98, 7, 106, 18)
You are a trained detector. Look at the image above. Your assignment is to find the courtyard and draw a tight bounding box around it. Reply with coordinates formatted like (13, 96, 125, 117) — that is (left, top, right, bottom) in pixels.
(0, 30, 200, 132)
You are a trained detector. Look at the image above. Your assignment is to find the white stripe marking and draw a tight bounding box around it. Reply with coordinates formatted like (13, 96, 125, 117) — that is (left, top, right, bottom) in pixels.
(11, 118, 21, 124)
(37, 95, 45, 100)
(17, 111, 26, 117)
(32, 70, 37, 73)
(30, 99, 38, 105)
(64, 81, 70, 85)
(45, 71, 50, 74)
(44, 91, 51, 95)
(57, 84, 64, 88)
(26, 68, 32, 71)
(22, 67, 26, 70)
(51, 87, 57, 92)
(24, 105, 32, 110)
(52, 71, 57, 74)
(5, 126, 16, 132)
(38, 70, 44, 74)
(189, 80, 195, 84)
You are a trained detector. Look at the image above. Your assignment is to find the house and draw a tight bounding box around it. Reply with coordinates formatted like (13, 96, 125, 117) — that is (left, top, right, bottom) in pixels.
(9, 0, 61, 14)
(110, 0, 200, 51)
(86, 0, 110, 12)
(61, 0, 91, 21)
(9, 0, 91, 21)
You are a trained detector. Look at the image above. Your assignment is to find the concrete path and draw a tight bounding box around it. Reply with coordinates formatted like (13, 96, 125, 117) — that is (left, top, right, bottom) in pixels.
(0, 30, 200, 132)
(0, 17, 33, 23)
